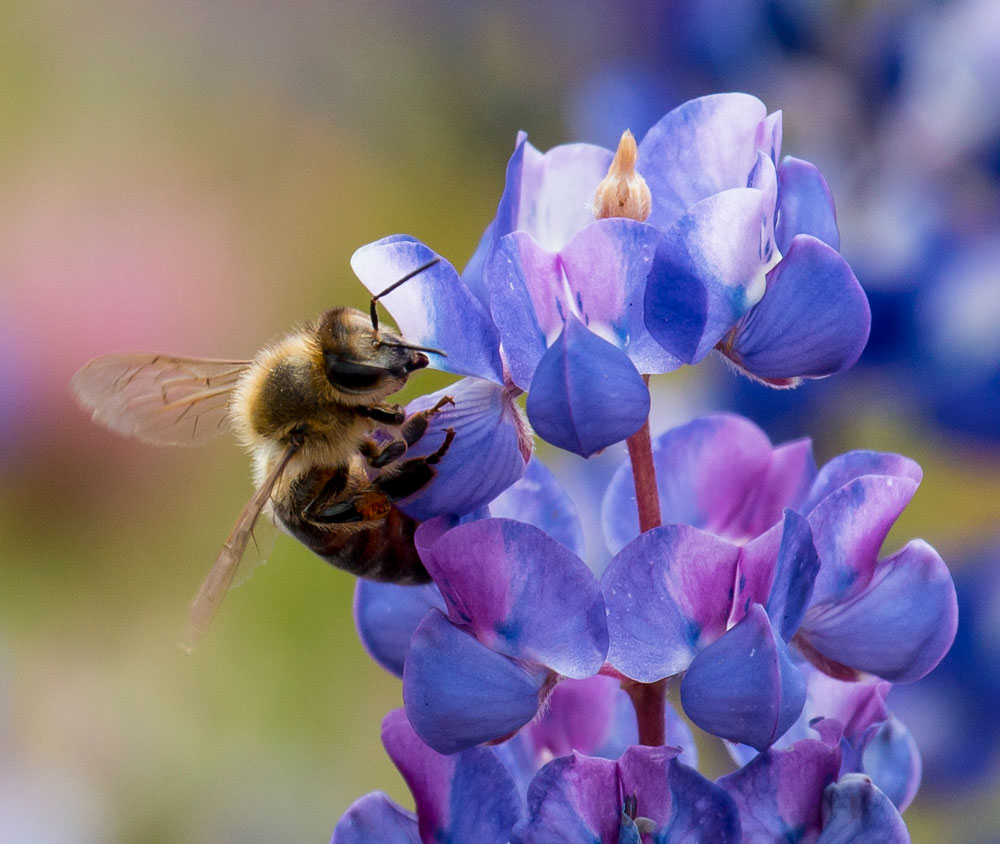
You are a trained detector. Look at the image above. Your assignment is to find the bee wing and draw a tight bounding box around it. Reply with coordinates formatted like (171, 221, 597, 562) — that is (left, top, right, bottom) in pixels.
(184, 441, 300, 648)
(71, 353, 251, 446)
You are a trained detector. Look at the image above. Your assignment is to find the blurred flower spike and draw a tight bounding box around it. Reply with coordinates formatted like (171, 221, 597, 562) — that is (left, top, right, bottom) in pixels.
(330, 93, 950, 843)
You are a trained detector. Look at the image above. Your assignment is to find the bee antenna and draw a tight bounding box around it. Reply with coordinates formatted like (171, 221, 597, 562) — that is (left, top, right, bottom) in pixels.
(369, 257, 441, 332)
(379, 339, 447, 357)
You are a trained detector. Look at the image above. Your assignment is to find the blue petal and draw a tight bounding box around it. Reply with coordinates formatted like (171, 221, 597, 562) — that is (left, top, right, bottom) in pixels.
(351, 235, 504, 383)
(766, 510, 820, 641)
(717, 738, 842, 843)
(656, 760, 741, 844)
(418, 518, 608, 678)
(331, 792, 419, 844)
(861, 716, 922, 812)
(816, 775, 910, 844)
(644, 187, 770, 363)
(403, 610, 549, 754)
(799, 540, 957, 683)
(488, 456, 585, 557)
(680, 604, 806, 751)
(775, 156, 841, 253)
(800, 451, 922, 516)
(353, 581, 445, 678)
(526, 315, 649, 457)
(396, 377, 530, 521)
(381, 709, 524, 843)
(723, 234, 871, 384)
(603, 524, 741, 682)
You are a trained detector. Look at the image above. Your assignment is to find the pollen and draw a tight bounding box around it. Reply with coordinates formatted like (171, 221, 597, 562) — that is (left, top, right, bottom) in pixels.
(592, 130, 652, 222)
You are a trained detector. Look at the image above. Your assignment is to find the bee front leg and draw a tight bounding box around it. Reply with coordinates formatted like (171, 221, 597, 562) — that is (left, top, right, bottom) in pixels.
(376, 427, 456, 501)
(359, 395, 455, 469)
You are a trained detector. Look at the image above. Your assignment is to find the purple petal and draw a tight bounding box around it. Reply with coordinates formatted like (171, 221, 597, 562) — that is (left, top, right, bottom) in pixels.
(656, 759, 741, 843)
(806, 475, 920, 606)
(801, 451, 923, 516)
(526, 315, 650, 457)
(729, 520, 783, 628)
(331, 792, 419, 844)
(510, 753, 624, 844)
(523, 676, 621, 759)
(718, 738, 842, 842)
(817, 775, 911, 844)
(350, 235, 503, 383)
(603, 524, 741, 681)
(638, 93, 770, 230)
(403, 610, 550, 753)
(585, 685, 698, 766)
(799, 540, 958, 683)
(739, 437, 817, 536)
(354, 581, 446, 678)
(722, 235, 871, 385)
(861, 715, 922, 812)
(644, 187, 771, 364)
(556, 219, 678, 374)
(765, 510, 820, 642)
(381, 709, 523, 843)
(396, 377, 530, 521)
(419, 518, 607, 678)
(602, 413, 773, 554)
(488, 456, 585, 558)
(776, 156, 841, 253)
(681, 604, 806, 751)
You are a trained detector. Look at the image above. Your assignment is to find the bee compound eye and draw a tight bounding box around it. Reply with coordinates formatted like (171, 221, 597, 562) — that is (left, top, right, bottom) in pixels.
(323, 353, 386, 392)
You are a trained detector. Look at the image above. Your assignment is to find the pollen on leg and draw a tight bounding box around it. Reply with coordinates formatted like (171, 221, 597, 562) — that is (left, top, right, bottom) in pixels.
(357, 490, 392, 521)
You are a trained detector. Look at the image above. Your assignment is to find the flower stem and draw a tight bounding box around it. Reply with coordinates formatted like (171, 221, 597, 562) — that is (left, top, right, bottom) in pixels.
(625, 381, 661, 533)
(622, 678, 667, 746)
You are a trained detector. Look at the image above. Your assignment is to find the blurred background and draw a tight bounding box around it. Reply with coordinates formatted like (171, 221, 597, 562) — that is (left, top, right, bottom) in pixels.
(2, 0, 999, 841)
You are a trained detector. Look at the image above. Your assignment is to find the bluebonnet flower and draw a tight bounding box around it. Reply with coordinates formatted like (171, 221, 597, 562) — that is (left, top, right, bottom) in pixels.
(601, 414, 957, 749)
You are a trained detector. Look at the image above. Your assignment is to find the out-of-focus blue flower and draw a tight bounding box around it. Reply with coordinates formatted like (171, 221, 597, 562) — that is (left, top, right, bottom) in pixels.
(601, 414, 957, 749)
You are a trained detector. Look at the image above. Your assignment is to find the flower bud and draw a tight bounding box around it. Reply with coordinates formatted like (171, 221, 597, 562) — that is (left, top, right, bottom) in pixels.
(593, 130, 652, 222)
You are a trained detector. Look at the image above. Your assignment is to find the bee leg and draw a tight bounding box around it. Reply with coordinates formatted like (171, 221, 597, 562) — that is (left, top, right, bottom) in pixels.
(360, 395, 455, 469)
(356, 403, 406, 426)
(376, 427, 456, 501)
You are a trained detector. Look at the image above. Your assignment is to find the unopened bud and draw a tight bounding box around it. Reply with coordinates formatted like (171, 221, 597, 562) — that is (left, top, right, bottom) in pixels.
(593, 130, 652, 222)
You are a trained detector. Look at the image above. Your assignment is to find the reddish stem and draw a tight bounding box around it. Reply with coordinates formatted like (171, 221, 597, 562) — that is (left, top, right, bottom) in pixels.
(625, 402, 661, 533)
(621, 678, 667, 746)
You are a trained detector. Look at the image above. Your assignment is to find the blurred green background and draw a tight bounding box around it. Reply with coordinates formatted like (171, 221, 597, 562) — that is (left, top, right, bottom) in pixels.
(2, 1, 998, 842)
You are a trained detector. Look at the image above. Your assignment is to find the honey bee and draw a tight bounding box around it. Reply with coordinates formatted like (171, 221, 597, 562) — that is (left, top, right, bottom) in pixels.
(71, 260, 455, 646)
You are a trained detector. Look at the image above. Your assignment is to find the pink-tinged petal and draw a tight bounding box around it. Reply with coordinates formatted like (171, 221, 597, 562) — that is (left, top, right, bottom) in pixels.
(486, 231, 563, 388)
(526, 315, 650, 457)
(516, 139, 614, 252)
(638, 92, 770, 229)
(799, 540, 958, 683)
(817, 775, 910, 844)
(602, 414, 773, 553)
(603, 524, 741, 681)
(729, 520, 783, 628)
(748, 150, 780, 270)
(718, 738, 842, 842)
(419, 518, 607, 678)
(403, 610, 551, 754)
(331, 792, 419, 844)
(354, 580, 446, 678)
(776, 156, 841, 253)
(861, 715, 922, 812)
(644, 187, 771, 364)
(806, 475, 920, 606)
(523, 676, 621, 760)
(801, 451, 923, 515)
(681, 604, 806, 750)
(381, 709, 523, 842)
(397, 377, 530, 522)
(722, 235, 871, 385)
(739, 437, 817, 535)
(351, 235, 504, 383)
(557, 218, 679, 374)
(488, 456, 585, 558)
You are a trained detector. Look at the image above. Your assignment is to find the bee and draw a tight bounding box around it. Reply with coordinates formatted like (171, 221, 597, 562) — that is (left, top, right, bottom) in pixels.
(71, 259, 455, 646)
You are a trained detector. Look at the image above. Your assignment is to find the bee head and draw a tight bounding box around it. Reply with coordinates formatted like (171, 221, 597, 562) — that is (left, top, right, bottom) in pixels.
(316, 308, 429, 398)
